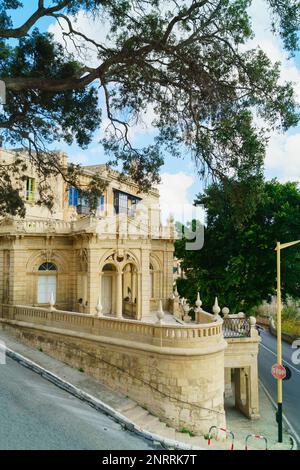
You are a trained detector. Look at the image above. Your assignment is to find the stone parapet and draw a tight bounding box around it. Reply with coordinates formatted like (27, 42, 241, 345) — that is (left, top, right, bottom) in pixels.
(0, 303, 227, 435)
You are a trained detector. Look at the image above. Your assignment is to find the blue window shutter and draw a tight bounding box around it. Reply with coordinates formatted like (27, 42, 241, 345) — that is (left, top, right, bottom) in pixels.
(74, 188, 78, 206)
(69, 187, 73, 205)
(69, 187, 79, 206)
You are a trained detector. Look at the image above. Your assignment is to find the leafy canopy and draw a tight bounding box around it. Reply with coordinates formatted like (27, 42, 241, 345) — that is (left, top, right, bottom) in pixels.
(175, 179, 300, 313)
(0, 0, 300, 215)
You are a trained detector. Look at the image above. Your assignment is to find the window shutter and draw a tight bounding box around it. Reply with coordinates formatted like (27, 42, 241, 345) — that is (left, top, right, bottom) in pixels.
(69, 187, 73, 205)
(74, 188, 78, 206)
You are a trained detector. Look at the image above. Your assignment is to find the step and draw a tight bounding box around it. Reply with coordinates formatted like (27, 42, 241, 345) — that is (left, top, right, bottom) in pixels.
(148, 420, 171, 436)
(124, 406, 150, 422)
(115, 399, 137, 413)
(132, 412, 160, 429)
(159, 426, 176, 441)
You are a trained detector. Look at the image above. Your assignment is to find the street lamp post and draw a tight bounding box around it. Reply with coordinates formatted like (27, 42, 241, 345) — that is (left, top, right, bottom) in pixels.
(275, 239, 300, 442)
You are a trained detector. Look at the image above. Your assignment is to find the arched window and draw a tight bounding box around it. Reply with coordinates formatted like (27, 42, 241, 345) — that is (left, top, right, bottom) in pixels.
(37, 262, 57, 304)
(38, 262, 57, 271)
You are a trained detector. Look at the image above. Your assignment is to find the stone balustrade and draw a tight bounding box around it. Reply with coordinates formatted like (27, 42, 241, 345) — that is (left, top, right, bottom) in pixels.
(0, 304, 223, 350)
(0, 218, 72, 234)
(0, 216, 174, 240)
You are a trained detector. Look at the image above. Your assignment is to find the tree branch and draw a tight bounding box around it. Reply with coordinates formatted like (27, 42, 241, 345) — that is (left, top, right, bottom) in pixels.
(0, 0, 71, 38)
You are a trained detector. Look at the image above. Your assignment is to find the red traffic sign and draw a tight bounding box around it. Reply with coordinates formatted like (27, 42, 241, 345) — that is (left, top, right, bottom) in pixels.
(271, 364, 286, 380)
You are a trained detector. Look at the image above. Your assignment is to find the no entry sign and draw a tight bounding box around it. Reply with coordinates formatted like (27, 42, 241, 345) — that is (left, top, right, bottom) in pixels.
(271, 363, 286, 380)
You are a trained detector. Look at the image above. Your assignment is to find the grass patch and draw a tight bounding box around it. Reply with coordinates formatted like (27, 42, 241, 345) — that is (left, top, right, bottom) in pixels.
(38, 347, 43, 352)
(179, 428, 195, 437)
(282, 319, 300, 336)
(78, 367, 84, 373)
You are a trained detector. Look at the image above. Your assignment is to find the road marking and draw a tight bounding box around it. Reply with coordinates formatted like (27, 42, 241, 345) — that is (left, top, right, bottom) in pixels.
(259, 379, 300, 447)
(260, 343, 300, 375)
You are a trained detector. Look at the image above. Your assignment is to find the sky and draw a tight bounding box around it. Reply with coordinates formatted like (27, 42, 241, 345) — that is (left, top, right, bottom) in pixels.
(5, 0, 300, 223)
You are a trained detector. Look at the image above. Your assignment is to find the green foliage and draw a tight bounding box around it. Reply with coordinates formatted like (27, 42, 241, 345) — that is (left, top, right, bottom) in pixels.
(0, 1, 300, 215)
(179, 427, 195, 437)
(175, 179, 300, 313)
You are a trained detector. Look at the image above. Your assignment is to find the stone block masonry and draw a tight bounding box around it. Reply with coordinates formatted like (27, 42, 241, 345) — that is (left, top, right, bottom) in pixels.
(0, 305, 227, 435)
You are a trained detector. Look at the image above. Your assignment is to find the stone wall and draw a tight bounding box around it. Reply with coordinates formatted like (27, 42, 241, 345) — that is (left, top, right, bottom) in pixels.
(0, 306, 227, 435)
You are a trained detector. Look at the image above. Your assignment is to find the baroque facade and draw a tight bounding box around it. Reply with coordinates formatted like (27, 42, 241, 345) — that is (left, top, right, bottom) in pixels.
(0, 148, 175, 318)
(0, 148, 260, 435)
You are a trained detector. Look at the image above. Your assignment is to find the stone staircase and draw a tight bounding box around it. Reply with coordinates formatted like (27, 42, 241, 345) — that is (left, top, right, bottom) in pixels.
(113, 398, 294, 450)
(114, 398, 213, 449)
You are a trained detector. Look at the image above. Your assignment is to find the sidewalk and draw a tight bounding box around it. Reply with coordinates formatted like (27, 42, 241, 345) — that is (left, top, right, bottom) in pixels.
(225, 385, 295, 450)
(0, 328, 296, 450)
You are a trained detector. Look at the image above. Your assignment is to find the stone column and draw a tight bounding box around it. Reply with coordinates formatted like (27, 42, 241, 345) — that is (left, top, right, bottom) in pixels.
(116, 271, 123, 318)
(247, 362, 260, 419)
(234, 368, 246, 411)
(10, 241, 27, 305)
(162, 243, 175, 308)
(140, 247, 150, 320)
(224, 368, 233, 398)
(86, 247, 99, 314)
(137, 271, 142, 320)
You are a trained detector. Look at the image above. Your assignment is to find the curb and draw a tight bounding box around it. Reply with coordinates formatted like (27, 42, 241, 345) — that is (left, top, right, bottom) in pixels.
(4, 345, 205, 451)
(259, 379, 299, 450)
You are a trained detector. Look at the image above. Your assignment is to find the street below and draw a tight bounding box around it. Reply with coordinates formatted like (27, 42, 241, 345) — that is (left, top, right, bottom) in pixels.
(0, 357, 159, 450)
(258, 328, 300, 444)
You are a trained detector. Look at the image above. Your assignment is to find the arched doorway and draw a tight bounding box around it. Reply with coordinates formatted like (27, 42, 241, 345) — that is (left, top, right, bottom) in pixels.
(101, 263, 116, 315)
(122, 262, 138, 318)
(37, 262, 57, 305)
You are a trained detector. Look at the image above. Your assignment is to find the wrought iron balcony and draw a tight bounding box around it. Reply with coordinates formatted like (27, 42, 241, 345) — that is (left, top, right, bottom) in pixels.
(222, 317, 251, 338)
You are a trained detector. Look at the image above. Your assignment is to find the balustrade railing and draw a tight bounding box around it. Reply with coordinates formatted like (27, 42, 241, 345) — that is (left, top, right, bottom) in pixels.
(0, 304, 224, 349)
(0, 215, 174, 239)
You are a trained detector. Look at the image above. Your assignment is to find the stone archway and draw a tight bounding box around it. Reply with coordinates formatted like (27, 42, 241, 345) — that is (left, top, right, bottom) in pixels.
(99, 250, 140, 319)
(122, 262, 138, 319)
(101, 263, 117, 315)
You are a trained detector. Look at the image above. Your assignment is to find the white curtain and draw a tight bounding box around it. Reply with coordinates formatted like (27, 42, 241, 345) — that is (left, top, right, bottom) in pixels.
(38, 275, 56, 303)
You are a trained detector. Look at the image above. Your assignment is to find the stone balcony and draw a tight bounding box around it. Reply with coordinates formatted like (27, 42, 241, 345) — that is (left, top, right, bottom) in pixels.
(0, 304, 224, 352)
(0, 215, 175, 240)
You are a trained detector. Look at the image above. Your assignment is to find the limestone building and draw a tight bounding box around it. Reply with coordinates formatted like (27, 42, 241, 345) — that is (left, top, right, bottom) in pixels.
(0, 148, 260, 436)
(0, 148, 175, 318)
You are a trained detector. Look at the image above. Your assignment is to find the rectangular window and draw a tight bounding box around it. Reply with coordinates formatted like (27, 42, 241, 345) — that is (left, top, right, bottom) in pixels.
(26, 177, 35, 202)
(37, 275, 56, 304)
(76, 193, 90, 215)
(96, 194, 105, 214)
(114, 190, 141, 216)
(68, 187, 78, 206)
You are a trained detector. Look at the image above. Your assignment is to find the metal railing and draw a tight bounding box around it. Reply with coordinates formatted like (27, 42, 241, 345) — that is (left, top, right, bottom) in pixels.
(222, 317, 251, 338)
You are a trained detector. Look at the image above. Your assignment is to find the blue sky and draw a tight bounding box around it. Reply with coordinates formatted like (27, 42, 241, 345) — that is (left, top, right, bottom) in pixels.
(5, 1, 300, 222)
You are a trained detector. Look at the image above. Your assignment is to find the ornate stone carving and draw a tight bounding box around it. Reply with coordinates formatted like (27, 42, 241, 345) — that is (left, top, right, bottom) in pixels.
(78, 248, 88, 272)
(41, 249, 54, 263)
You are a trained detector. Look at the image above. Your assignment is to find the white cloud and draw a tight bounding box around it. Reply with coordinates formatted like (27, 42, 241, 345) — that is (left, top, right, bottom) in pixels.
(158, 172, 204, 224)
(246, 0, 300, 100)
(244, 0, 300, 181)
(69, 152, 89, 164)
(265, 132, 300, 181)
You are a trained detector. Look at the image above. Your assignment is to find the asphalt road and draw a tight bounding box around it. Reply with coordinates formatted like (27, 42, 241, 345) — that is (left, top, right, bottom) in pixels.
(258, 328, 300, 443)
(0, 357, 158, 450)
